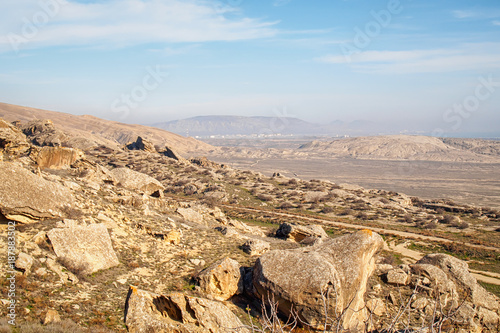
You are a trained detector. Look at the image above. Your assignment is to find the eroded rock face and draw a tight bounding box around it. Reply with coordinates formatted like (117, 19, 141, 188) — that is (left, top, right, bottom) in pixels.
(196, 257, 243, 301)
(160, 146, 188, 163)
(275, 222, 329, 243)
(110, 167, 165, 197)
(126, 136, 157, 153)
(253, 230, 385, 331)
(32, 146, 84, 169)
(47, 224, 119, 275)
(0, 161, 74, 223)
(21, 119, 67, 147)
(241, 239, 270, 256)
(416, 254, 499, 310)
(0, 119, 31, 158)
(124, 286, 249, 333)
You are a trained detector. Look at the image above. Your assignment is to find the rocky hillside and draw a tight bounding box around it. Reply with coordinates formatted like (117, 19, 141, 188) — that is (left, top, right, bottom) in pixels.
(298, 135, 500, 162)
(1, 117, 500, 332)
(0, 102, 213, 155)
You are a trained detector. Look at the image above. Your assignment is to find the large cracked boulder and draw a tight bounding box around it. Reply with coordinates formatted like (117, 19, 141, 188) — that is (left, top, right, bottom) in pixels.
(126, 136, 157, 153)
(0, 119, 31, 158)
(253, 230, 384, 331)
(0, 161, 74, 223)
(110, 167, 165, 197)
(275, 222, 329, 243)
(416, 254, 499, 310)
(195, 257, 243, 301)
(124, 286, 249, 333)
(32, 146, 84, 169)
(47, 223, 119, 275)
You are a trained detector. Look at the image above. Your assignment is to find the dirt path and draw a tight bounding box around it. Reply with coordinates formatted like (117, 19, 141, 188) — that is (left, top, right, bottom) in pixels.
(224, 205, 500, 253)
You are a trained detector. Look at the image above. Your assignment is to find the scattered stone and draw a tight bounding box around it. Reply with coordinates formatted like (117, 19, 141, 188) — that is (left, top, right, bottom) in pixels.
(110, 167, 165, 197)
(47, 224, 119, 275)
(195, 257, 243, 301)
(15, 252, 34, 274)
(366, 298, 386, 316)
(21, 119, 67, 147)
(124, 286, 249, 332)
(241, 239, 270, 256)
(386, 268, 410, 286)
(0, 161, 75, 223)
(253, 230, 385, 331)
(0, 119, 30, 157)
(164, 229, 181, 245)
(275, 222, 328, 243)
(43, 309, 61, 325)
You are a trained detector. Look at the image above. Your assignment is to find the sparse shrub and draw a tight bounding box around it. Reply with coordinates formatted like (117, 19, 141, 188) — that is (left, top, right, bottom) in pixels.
(439, 214, 456, 224)
(379, 198, 390, 204)
(424, 221, 438, 229)
(287, 179, 298, 186)
(399, 214, 413, 223)
(339, 209, 353, 216)
(454, 222, 469, 229)
(355, 212, 369, 220)
(278, 202, 294, 210)
(321, 206, 334, 214)
(257, 194, 273, 202)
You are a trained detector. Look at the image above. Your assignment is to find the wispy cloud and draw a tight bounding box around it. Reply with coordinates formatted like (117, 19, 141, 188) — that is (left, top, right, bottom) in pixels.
(452, 10, 476, 19)
(316, 43, 500, 74)
(493, 20, 500, 26)
(0, 0, 279, 53)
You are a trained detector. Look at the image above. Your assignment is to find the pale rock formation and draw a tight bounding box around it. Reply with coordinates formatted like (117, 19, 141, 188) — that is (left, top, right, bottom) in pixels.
(196, 257, 243, 301)
(124, 286, 249, 333)
(253, 230, 385, 331)
(110, 167, 165, 197)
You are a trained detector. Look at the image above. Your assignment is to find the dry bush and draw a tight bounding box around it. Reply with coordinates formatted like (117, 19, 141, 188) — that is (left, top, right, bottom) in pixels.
(257, 194, 274, 202)
(321, 206, 335, 214)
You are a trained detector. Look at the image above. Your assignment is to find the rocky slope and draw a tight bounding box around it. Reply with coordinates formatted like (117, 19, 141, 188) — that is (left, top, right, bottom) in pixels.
(1, 117, 500, 332)
(0, 102, 213, 155)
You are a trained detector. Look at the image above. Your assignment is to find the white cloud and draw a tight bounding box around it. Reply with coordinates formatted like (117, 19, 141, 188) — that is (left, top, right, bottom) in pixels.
(493, 20, 500, 26)
(0, 0, 279, 53)
(452, 10, 476, 19)
(316, 44, 500, 74)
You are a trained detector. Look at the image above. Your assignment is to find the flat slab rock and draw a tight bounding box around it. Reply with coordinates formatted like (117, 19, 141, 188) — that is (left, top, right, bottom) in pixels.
(47, 224, 119, 275)
(0, 161, 74, 223)
(125, 286, 249, 333)
(110, 167, 164, 196)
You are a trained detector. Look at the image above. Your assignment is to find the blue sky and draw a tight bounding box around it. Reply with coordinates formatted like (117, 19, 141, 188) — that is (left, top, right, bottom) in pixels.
(0, 0, 499, 136)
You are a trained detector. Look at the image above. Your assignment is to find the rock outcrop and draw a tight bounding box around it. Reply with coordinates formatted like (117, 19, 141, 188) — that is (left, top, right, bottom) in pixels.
(0, 161, 74, 223)
(275, 222, 329, 243)
(126, 136, 157, 153)
(47, 223, 120, 275)
(32, 146, 84, 169)
(195, 257, 243, 301)
(110, 167, 165, 197)
(0, 119, 31, 158)
(253, 230, 385, 331)
(124, 286, 249, 333)
(241, 239, 270, 256)
(161, 146, 188, 163)
(21, 119, 67, 147)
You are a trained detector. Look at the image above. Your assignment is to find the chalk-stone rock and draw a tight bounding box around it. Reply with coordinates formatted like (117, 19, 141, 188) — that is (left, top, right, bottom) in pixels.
(126, 136, 156, 153)
(386, 268, 410, 286)
(275, 222, 328, 243)
(124, 286, 249, 333)
(71, 159, 117, 184)
(15, 252, 34, 275)
(416, 254, 499, 310)
(160, 146, 188, 163)
(43, 309, 61, 325)
(366, 298, 386, 316)
(47, 224, 119, 275)
(241, 239, 270, 256)
(110, 167, 164, 197)
(253, 230, 384, 331)
(196, 257, 243, 301)
(0, 161, 74, 223)
(21, 119, 67, 147)
(0, 119, 30, 158)
(33, 146, 84, 169)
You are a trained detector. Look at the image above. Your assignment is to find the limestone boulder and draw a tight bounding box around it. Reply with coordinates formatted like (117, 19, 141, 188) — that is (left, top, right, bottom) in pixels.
(196, 257, 243, 301)
(32, 146, 84, 169)
(386, 268, 410, 286)
(47, 224, 119, 275)
(253, 230, 385, 331)
(160, 146, 188, 163)
(21, 119, 67, 147)
(416, 254, 500, 310)
(275, 222, 328, 243)
(0, 161, 74, 223)
(70, 159, 117, 184)
(110, 167, 164, 197)
(15, 252, 34, 275)
(241, 239, 270, 256)
(124, 286, 249, 333)
(0, 119, 30, 158)
(126, 136, 157, 153)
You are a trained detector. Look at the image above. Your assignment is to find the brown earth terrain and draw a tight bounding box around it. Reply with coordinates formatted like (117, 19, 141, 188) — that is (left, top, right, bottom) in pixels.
(1, 105, 500, 332)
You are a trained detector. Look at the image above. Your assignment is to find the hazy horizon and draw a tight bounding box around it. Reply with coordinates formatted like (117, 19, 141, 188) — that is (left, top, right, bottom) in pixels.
(1, 0, 499, 137)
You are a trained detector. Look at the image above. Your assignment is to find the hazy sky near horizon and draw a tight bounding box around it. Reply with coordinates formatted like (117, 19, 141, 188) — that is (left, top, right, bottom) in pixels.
(0, 0, 499, 135)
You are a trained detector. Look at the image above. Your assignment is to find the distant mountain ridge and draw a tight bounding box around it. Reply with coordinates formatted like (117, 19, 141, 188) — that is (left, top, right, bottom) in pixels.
(153, 115, 378, 137)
